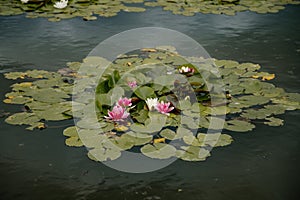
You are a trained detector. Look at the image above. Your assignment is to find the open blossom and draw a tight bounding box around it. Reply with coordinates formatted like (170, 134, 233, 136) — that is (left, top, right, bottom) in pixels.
(117, 97, 132, 107)
(105, 105, 129, 121)
(127, 81, 137, 89)
(54, 0, 68, 9)
(155, 101, 174, 116)
(21, 0, 29, 3)
(178, 66, 194, 74)
(145, 98, 158, 111)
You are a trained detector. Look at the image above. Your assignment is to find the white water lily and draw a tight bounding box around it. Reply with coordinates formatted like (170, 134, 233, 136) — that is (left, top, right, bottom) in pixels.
(21, 0, 29, 3)
(178, 66, 189, 73)
(54, 0, 68, 9)
(178, 66, 194, 74)
(145, 98, 158, 111)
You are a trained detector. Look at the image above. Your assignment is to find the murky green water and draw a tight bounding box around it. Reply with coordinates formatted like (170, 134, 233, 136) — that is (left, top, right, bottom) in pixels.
(0, 5, 300, 200)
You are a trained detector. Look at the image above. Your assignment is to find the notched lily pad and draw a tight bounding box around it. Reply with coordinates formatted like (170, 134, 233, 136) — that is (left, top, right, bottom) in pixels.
(225, 119, 255, 132)
(63, 126, 83, 147)
(88, 147, 121, 162)
(264, 117, 284, 126)
(176, 146, 210, 161)
(141, 143, 176, 159)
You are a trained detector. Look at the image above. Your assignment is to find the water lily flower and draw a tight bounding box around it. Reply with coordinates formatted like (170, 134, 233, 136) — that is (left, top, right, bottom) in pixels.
(54, 0, 68, 9)
(178, 66, 195, 74)
(105, 105, 129, 121)
(117, 97, 132, 107)
(155, 101, 174, 116)
(127, 81, 137, 89)
(145, 98, 158, 111)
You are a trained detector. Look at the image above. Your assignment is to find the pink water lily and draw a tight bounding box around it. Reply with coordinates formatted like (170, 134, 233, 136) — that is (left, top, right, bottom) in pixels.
(127, 81, 137, 89)
(155, 101, 174, 116)
(117, 97, 132, 107)
(105, 105, 129, 121)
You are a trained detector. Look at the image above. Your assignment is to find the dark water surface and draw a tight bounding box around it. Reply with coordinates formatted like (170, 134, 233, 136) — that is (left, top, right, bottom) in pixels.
(0, 5, 300, 200)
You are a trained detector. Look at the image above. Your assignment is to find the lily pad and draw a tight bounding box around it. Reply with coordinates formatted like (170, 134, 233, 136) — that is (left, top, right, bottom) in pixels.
(225, 119, 255, 132)
(121, 131, 153, 146)
(130, 113, 167, 134)
(176, 146, 210, 161)
(264, 117, 284, 126)
(63, 126, 83, 147)
(160, 128, 176, 140)
(134, 86, 155, 100)
(28, 88, 70, 103)
(5, 112, 40, 126)
(141, 143, 176, 159)
(88, 147, 121, 162)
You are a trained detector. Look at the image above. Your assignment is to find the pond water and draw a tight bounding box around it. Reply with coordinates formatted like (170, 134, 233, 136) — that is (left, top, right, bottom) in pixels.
(0, 5, 300, 200)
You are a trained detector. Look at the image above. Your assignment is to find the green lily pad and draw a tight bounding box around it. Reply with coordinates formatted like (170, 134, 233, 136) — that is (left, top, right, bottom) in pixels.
(176, 146, 210, 161)
(121, 131, 153, 146)
(160, 128, 176, 140)
(213, 134, 233, 147)
(264, 117, 284, 126)
(241, 108, 271, 120)
(175, 126, 194, 139)
(183, 134, 206, 147)
(134, 86, 155, 100)
(63, 126, 83, 147)
(110, 136, 134, 151)
(141, 143, 176, 159)
(88, 147, 121, 162)
(5, 112, 40, 126)
(28, 88, 70, 103)
(3, 96, 32, 104)
(130, 113, 167, 134)
(225, 119, 255, 132)
(236, 95, 270, 107)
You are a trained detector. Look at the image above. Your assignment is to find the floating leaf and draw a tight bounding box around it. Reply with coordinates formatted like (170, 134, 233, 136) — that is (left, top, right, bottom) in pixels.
(262, 73, 275, 81)
(134, 86, 155, 100)
(110, 136, 134, 150)
(5, 112, 40, 126)
(213, 134, 233, 147)
(88, 147, 121, 162)
(160, 128, 176, 140)
(176, 146, 210, 161)
(121, 131, 153, 146)
(241, 108, 270, 120)
(63, 126, 83, 147)
(264, 117, 284, 126)
(3, 96, 32, 104)
(130, 113, 167, 134)
(225, 119, 255, 132)
(28, 88, 70, 103)
(183, 134, 206, 147)
(141, 143, 176, 159)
